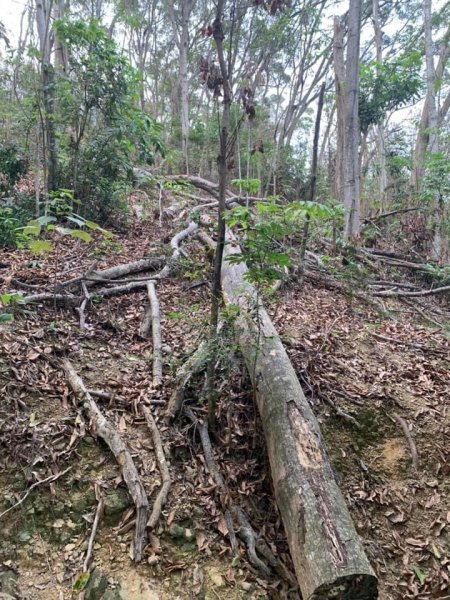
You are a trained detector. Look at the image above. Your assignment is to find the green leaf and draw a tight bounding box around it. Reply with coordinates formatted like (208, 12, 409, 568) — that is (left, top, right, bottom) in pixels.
(0, 313, 14, 323)
(72, 571, 90, 591)
(85, 220, 100, 230)
(1, 293, 23, 306)
(29, 240, 53, 254)
(66, 216, 86, 228)
(22, 224, 41, 237)
(36, 215, 57, 226)
(412, 566, 426, 585)
(70, 230, 92, 243)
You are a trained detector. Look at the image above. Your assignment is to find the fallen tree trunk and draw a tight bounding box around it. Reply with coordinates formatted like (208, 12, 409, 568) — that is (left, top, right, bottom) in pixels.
(221, 230, 378, 600)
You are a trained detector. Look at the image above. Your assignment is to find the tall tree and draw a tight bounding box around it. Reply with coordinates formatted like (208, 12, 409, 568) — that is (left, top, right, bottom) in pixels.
(343, 0, 362, 240)
(35, 0, 58, 195)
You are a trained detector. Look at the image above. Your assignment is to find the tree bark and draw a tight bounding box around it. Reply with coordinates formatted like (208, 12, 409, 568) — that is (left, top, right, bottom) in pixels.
(343, 0, 362, 240)
(220, 230, 378, 599)
(35, 0, 57, 195)
(333, 17, 345, 205)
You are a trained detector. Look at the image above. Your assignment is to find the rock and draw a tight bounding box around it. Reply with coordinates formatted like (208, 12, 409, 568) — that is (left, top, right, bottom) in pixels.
(101, 589, 123, 600)
(103, 489, 131, 526)
(0, 567, 18, 597)
(84, 568, 109, 600)
(70, 489, 96, 515)
(206, 568, 225, 588)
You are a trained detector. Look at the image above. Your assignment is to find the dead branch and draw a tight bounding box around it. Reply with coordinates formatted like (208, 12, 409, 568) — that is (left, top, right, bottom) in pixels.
(62, 359, 149, 562)
(83, 496, 104, 572)
(392, 413, 419, 472)
(0, 467, 72, 520)
(147, 281, 163, 387)
(142, 407, 171, 529)
(373, 284, 450, 297)
(369, 331, 447, 355)
(362, 207, 423, 224)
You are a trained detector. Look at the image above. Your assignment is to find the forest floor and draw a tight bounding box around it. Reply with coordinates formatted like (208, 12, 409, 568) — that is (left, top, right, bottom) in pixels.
(0, 194, 449, 600)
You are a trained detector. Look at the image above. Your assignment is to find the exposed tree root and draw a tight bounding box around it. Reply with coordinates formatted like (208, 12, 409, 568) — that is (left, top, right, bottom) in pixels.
(392, 412, 419, 473)
(142, 407, 171, 529)
(183, 407, 295, 585)
(165, 340, 210, 422)
(62, 359, 149, 562)
(0, 467, 72, 520)
(83, 495, 104, 572)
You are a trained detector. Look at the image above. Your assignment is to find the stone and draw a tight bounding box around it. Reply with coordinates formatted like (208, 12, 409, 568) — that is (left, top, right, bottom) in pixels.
(0, 567, 18, 596)
(84, 568, 109, 600)
(101, 589, 123, 600)
(103, 489, 131, 526)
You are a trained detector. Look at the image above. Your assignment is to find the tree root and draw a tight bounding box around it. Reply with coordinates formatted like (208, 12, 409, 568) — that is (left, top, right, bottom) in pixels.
(142, 407, 172, 529)
(62, 359, 149, 562)
(165, 340, 210, 422)
(392, 412, 419, 473)
(83, 495, 104, 572)
(183, 407, 295, 585)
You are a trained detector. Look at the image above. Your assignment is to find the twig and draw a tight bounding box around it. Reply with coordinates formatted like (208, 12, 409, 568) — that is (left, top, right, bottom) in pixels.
(369, 331, 447, 355)
(83, 496, 104, 572)
(321, 394, 361, 429)
(142, 407, 172, 529)
(392, 413, 419, 472)
(0, 467, 71, 520)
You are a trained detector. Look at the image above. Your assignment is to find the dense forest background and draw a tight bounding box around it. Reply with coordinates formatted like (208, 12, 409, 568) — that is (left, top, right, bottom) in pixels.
(0, 0, 449, 255)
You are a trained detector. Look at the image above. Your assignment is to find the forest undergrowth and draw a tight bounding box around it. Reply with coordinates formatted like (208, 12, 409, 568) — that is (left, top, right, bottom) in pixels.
(0, 192, 449, 600)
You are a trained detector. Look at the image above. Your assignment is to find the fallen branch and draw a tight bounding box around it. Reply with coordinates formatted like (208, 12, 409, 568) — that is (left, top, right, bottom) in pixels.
(0, 467, 71, 520)
(62, 359, 149, 562)
(142, 407, 171, 529)
(368, 331, 447, 355)
(362, 207, 423, 224)
(373, 283, 450, 297)
(147, 281, 163, 387)
(392, 413, 419, 472)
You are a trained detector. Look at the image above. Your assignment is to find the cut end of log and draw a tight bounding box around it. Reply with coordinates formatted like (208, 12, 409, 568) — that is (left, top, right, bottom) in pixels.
(310, 574, 378, 600)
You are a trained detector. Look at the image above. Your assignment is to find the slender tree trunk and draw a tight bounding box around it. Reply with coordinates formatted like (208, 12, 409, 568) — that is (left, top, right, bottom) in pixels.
(411, 22, 450, 190)
(206, 0, 232, 427)
(343, 0, 362, 240)
(35, 0, 57, 193)
(372, 0, 387, 212)
(333, 17, 345, 205)
(179, 0, 193, 174)
(422, 0, 446, 261)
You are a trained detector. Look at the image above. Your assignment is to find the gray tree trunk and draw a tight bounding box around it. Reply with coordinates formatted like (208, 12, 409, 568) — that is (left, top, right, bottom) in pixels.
(35, 0, 57, 195)
(372, 0, 387, 212)
(221, 230, 378, 600)
(333, 17, 345, 205)
(343, 0, 362, 240)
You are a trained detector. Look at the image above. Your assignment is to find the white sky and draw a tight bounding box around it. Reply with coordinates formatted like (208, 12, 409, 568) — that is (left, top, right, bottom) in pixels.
(2, 0, 31, 43)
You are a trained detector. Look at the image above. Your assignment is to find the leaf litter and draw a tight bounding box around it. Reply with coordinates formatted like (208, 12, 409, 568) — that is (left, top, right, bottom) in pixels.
(0, 208, 449, 599)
